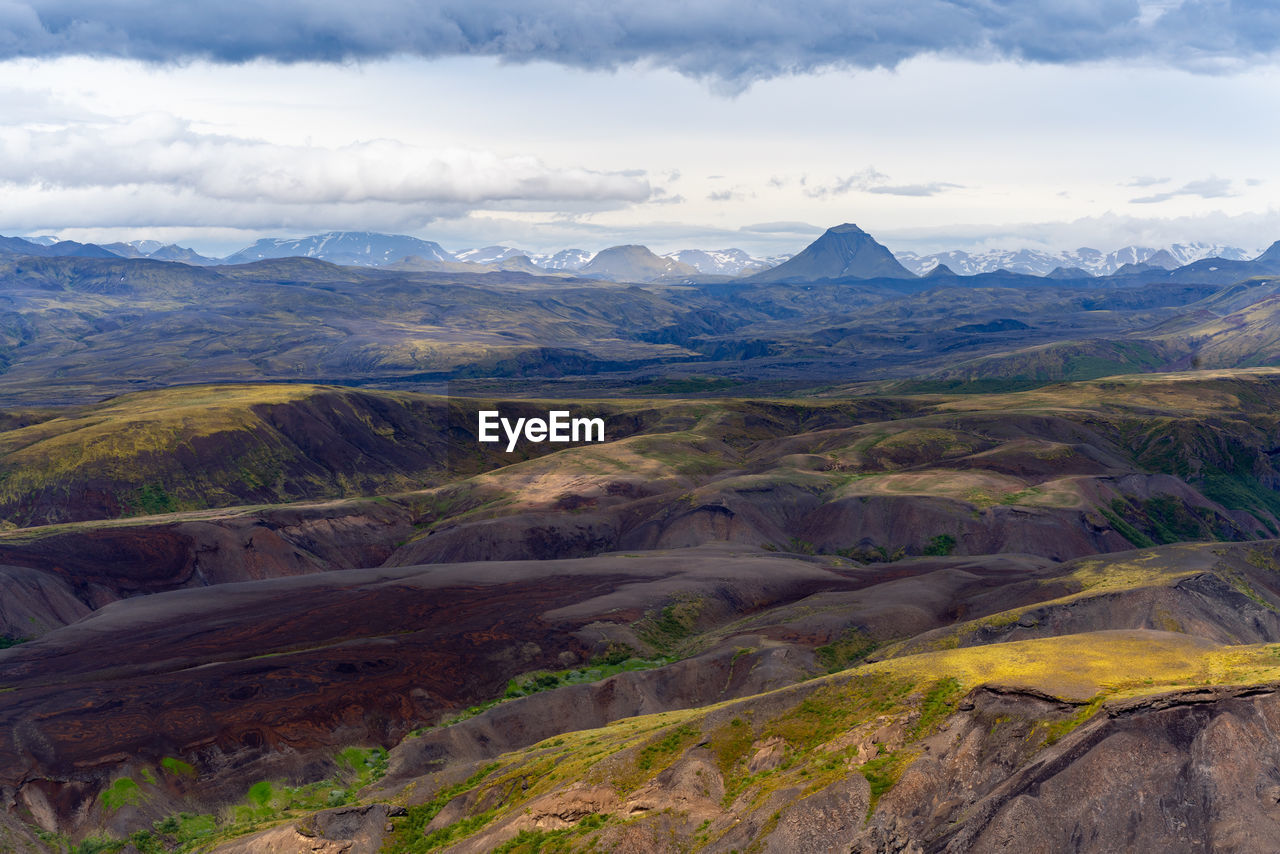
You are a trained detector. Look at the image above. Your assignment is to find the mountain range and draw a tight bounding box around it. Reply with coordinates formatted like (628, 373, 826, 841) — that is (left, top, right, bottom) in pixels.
(3, 226, 1266, 284)
(896, 242, 1254, 277)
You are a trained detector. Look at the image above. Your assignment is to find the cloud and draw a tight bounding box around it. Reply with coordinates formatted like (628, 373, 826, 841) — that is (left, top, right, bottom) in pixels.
(806, 167, 960, 198)
(1, 1, 1279, 90)
(866, 182, 962, 197)
(414, 214, 817, 256)
(0, 113, 652, 228)
(739, 221, 824, 234)
(1124, 175, 1170, 187)
(878, 209, 1280, 258)
(1130, 175, 1236, 204)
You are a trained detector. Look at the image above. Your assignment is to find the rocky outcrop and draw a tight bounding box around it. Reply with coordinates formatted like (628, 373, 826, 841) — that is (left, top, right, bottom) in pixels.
(212, 803, 402, 853)
(868, 683, 1280, 853)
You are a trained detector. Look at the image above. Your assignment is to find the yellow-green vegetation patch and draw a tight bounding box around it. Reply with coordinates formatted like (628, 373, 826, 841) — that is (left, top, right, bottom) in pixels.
(0, 383, 320, 459)
(622, 431, 738, 477)
(1067, 547, 1211, 594)
(632, 592, 706, 657)
(409, 650, 670, 738)
(0, 384, 336, 518)
(116, 746, 393, 852)
(884, 544, 1269, 659)
(381, 762, 502, 854)
(864, 630, 1280, 702)
(766, 673, 912, 754)
(926, 370, 1259, 416)
(1009, 479, 1084, 508)
(160, 756, 196, 778)
(609, 724, 704, 794)
(862, 427, 986, 466)
(708, 717, 756, 777)
(487, 814, 611, 853)
(815, 627, 880, 673)
(832, 469, 1028, 506)
(1033, 696, 1107, 747)
(336, 746, 390, 789)
(707, 468, 836, 494)
(99, 777, 143, 811)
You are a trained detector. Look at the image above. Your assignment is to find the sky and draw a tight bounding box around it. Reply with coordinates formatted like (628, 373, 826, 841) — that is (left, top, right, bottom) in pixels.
(3, 1, 1280, 259)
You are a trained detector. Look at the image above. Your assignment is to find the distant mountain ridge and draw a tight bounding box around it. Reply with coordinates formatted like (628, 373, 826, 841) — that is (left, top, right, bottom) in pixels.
(578, 245, 697, 281)
(663, 248, 774, 276)
(102, 240, 219, 265)
(896, 242, 1254, 277)
(221, 231, 452, 266)
(0, 235, 118, 259)
(534, 248, 592, 271)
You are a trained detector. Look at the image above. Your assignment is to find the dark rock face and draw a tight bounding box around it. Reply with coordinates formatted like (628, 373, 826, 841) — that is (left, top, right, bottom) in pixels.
(888, 685, 1280, 853)
(0, 564, 91, 638)
(0, 502, 417, 631)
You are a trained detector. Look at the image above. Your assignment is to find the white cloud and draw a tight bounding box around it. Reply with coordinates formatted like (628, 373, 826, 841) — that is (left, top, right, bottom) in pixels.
(0, 114, 651, 208)
(878, 209, 1280, 256)
(804, 167, 962, 198)
(1130, 175, 1236, 204)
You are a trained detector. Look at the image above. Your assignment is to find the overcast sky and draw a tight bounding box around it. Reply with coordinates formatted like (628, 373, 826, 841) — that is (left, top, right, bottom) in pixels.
(3, 0, 1280, 257)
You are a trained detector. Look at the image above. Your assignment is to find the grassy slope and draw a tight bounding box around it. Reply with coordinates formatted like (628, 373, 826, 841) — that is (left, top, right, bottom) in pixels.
(0, 388, 921, 526)
(371, 630, 1280, 853)
(5, 369, 1280, 539)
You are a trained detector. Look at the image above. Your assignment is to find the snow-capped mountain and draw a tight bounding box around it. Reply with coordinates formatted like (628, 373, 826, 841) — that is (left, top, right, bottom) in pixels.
(454, 245, 532, 265)
(578, 245, 698, 282)
(895, 243, 1254, 277)
(662, 248, 776, 276)
(758, 253, 794, 268)
(215, 233, 789, 276)
(531, 249, 592, 271)
(222, 231, 452, 266)
(1163, 243, 1253, 266)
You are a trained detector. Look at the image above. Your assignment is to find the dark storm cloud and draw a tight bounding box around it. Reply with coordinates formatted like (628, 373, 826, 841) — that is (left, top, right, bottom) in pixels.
(4, 1, 1278, 87)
